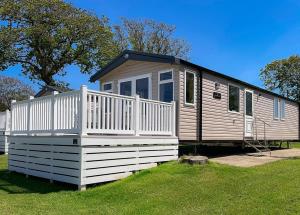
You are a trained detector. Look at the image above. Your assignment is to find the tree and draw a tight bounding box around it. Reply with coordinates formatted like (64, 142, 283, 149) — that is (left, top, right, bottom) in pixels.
(0, 76, 35, 111)
(0, 0, 117, 87)
(260, 55, 300, 102)
(114, 18, 190, 59)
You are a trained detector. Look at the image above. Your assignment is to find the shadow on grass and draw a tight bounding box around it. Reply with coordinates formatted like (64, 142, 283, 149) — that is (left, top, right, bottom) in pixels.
(0, 169, 75, 194)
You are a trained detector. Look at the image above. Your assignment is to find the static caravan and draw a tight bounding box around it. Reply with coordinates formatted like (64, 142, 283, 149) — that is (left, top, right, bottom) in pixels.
(90, 50, 300, 146)
(0, 110, 10, 154)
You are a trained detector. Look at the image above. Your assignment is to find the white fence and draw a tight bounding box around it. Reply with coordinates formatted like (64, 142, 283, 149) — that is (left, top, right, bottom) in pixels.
(0, 110, 10, 132)
(10, 86, 176, 136)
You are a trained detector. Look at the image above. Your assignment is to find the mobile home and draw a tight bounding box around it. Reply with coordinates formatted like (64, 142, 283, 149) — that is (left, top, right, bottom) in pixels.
(7, 50, 299, 190)
(90, 50, 300, 145)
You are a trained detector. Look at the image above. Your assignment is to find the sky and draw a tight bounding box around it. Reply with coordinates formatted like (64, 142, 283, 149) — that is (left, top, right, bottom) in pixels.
(3, 0, 300, 92)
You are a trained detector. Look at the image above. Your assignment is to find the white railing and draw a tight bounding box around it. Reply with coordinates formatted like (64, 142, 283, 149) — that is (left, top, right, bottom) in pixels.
(10, 86, 176, 137)
(0, 110, 10, 132)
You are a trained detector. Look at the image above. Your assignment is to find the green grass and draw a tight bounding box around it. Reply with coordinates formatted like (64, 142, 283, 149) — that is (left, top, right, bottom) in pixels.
(1, 155, 300, 215)
(280, 142, 300, 149)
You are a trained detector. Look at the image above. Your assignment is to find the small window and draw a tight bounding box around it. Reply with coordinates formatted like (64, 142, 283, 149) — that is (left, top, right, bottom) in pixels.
(185, 71, 195, 105)
(103, 82, 113, 93)
(136, 77, 149, 99)
(160, 71, 173, 81)
(274, 98, 279, 119)
(159, 70, 173, 102)
(280, 99, 285, 120)
(228, 85, 240, 112)
(120, 81, 132, 96)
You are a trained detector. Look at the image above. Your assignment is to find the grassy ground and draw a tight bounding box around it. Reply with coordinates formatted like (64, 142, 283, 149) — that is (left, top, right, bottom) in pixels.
(1, 154, 300, 215)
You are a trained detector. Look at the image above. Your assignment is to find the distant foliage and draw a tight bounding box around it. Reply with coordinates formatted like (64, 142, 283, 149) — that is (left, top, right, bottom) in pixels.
(260, 55, 300, 102)
(0, 0, 117, 87)
(0, 76, 35, 111)
(114, 18, 190, 59)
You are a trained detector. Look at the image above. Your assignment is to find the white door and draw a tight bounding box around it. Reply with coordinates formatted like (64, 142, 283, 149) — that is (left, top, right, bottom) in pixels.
(244, 90, 254, 137)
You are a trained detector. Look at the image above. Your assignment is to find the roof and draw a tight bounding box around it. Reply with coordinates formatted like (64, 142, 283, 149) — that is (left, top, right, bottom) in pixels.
(90, 50, 299, 104)
(35, 85, 72, 97)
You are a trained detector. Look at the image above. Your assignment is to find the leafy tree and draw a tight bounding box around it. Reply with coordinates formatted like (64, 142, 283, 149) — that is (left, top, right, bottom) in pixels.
(114, 18, 190, 59)
(0, 76, 35, 111)
(260, 55, 300, 102)
(0, 0, 117, 87)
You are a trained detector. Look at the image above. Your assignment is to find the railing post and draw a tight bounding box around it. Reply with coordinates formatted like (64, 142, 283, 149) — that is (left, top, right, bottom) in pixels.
(171, 101, 176, 137)
(135, 95, 140, 136)
(5, 109, 10, 132)
(51, 91, 58, 135)
(10, 100, 16, 135)
(80, 85, 88, 136)
(27, 96, 34, 135)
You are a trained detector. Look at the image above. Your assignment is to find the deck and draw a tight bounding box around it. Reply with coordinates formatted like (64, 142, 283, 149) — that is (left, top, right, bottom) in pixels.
(8, 86, 178, 189)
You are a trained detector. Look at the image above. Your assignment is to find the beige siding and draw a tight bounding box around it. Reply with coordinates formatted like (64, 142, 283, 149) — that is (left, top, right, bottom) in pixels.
(99, 60, 179, 101)
(202, 72, 244, 140)
(178, 66, 199, 141)
(254, 93, 299, 140)
(99, 60, 198, 141)
(202, 72, 299, 141)
(98, 60, 299, 142)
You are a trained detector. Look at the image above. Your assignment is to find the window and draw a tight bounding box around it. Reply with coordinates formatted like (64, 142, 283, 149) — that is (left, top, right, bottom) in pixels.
(136, 77, 149, 99)
(118, 74, 151, 99)
(103, 82, 113, 93)
(274, 98, 279, 119)
(159, 70, 173, 102)
(228, 84, 240, 112)
(274, 98, 285, 120)
(281, 100, 285, 120)
(185, 71, 195, 105)
(120, 81, 132, 96)
(245, 91, 253, 116)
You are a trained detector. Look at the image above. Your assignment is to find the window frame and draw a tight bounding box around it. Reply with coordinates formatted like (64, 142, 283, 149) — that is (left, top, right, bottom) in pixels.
(244, 89, 254, 117)
(118, 73, 152, 99)
(273, 97, 280, 120)
(280, 99, 286, 120)
(228, 83, 240, 114)
(184, 70, 196, 106)
(158, 69, 174, 102)
(102, 81, 113, 93)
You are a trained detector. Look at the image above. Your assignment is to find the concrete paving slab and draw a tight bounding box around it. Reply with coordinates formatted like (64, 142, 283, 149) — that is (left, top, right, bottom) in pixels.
(209, 149, 300, 167)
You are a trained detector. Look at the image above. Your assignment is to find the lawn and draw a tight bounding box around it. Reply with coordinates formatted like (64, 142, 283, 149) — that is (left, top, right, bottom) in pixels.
(1, 154, 300, 215)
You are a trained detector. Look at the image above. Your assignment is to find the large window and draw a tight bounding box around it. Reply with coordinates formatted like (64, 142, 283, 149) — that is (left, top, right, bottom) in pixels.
(159, 70, 173, 102)
(118, 74, 151, 99)
(103, 82, 113, 93)
(185, 71, 195, 105)
(274, 98, 285, 120)
(228, 84, 240, 112)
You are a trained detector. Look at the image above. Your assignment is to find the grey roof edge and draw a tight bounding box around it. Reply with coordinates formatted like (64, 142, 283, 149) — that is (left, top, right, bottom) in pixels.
(90, 50, 177, 82)
(90, 50, 299, 104)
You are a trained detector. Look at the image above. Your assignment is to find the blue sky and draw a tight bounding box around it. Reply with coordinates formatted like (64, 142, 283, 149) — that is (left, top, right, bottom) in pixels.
(3, 0, 300, 92)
